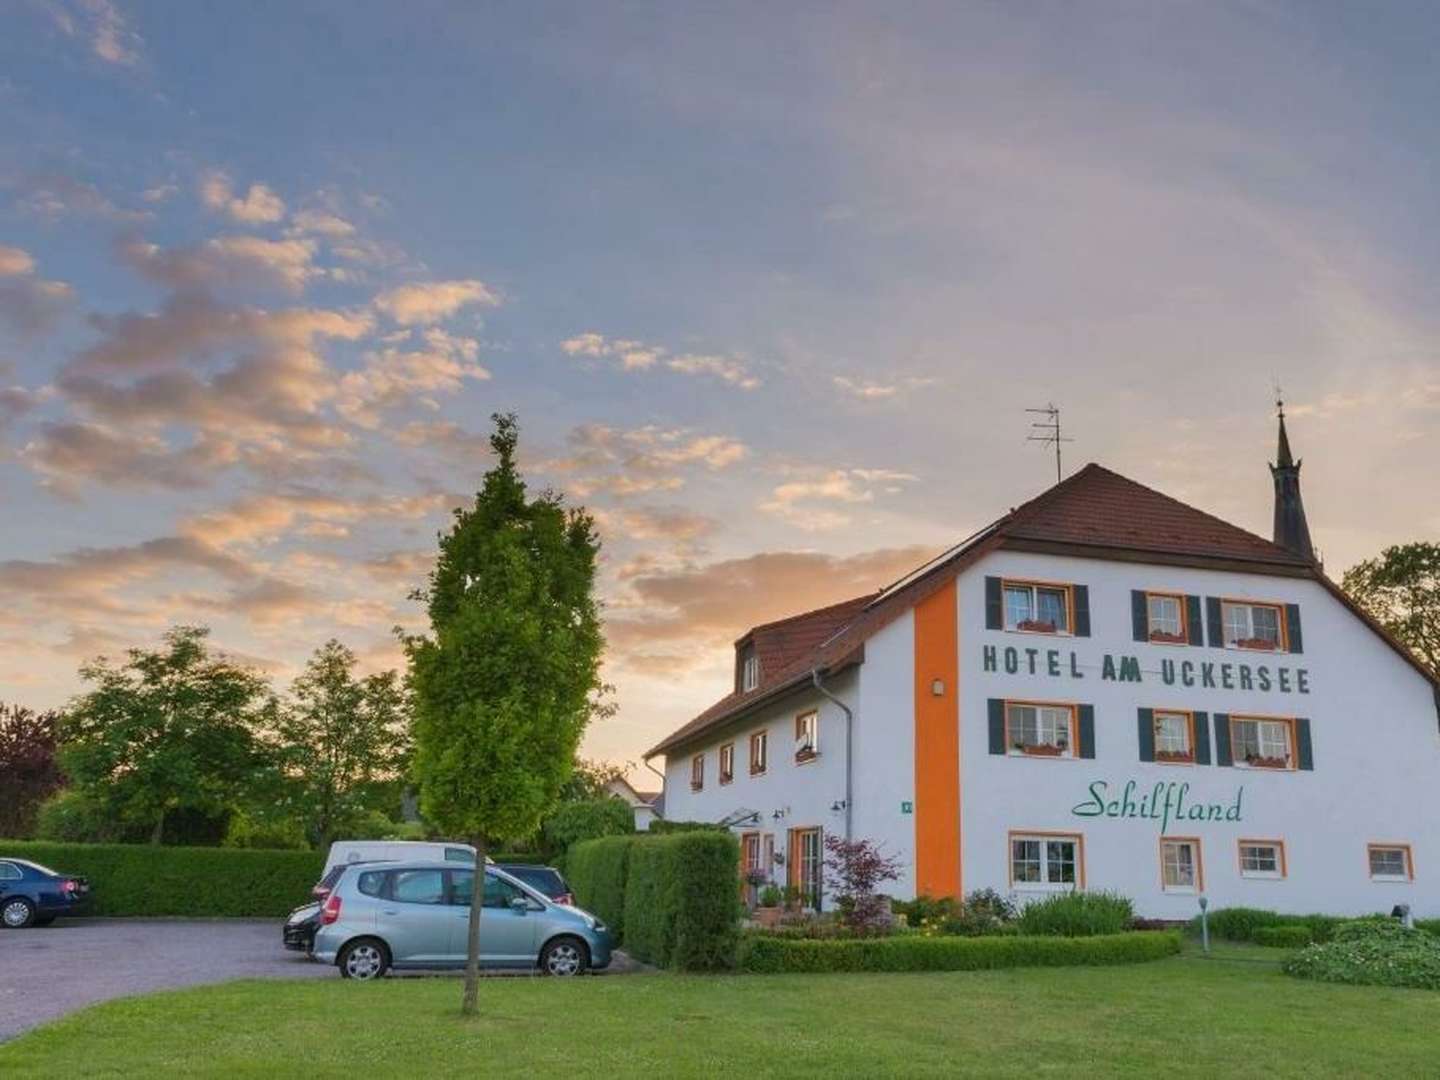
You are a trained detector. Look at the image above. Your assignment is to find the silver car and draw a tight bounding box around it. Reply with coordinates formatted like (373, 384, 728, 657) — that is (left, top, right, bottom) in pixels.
(311, 861, 611, 979)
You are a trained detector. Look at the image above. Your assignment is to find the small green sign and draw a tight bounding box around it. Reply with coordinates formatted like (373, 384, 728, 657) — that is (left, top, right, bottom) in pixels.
(901, 801, 913, 814)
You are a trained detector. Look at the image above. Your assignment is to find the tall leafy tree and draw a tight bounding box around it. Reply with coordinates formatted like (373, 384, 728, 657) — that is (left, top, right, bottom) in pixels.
(274, 640, 412, 848)
(0, 703, 63, 838)
(406, 413, 604, 1015)
(59, 626, 274, 844)
(1342, 542, 1440, 678)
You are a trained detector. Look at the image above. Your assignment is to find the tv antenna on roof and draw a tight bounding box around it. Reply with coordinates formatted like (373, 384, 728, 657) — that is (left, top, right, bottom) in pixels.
(1026, 403, 1072, 484)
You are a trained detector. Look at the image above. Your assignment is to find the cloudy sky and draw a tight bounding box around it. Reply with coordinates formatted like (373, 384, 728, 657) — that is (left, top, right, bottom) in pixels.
(2, 2, 1437, 775)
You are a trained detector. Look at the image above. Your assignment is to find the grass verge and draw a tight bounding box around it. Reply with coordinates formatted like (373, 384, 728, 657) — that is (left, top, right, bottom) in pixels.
(2, 944, 1436, 1077)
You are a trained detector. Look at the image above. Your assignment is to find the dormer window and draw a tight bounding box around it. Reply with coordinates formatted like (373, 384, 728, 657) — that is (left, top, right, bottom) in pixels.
(741, 652, 760, 692)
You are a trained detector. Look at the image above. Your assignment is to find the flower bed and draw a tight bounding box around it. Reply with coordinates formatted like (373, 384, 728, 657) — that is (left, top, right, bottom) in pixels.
(737, 930, 1180, 974)
(1285, 920, 1440, 990)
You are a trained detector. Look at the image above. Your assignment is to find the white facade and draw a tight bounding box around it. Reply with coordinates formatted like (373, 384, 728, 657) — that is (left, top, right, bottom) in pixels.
(660, 549, 1440, 918)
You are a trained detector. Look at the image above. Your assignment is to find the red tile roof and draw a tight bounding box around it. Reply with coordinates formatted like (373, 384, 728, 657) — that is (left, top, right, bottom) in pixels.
(646, 463, 1431, 758)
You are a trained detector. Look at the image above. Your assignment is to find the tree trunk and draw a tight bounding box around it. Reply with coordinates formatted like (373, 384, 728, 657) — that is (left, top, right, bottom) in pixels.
(460, 836, 487, 1017)
(150, 813, 165, 845)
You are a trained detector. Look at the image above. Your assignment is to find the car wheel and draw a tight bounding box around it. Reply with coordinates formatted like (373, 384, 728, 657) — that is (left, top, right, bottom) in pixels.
(338, 938, 390, 980)
(1, 898, 36, 929)
(540, 936, 589, 977)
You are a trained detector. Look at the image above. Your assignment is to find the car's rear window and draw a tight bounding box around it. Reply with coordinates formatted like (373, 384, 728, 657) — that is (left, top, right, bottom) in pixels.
(16, 859, 59, 877)
(505, 867, 565, 895)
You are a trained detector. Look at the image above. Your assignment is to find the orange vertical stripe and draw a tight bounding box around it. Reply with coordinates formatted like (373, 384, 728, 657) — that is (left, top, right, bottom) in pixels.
(914, 578, 961, 898)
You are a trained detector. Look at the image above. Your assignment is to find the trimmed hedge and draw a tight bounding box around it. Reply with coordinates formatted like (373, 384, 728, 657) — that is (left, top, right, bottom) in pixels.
(623, 830, 739, 971)
(0, 840, 323, 917)
(738, 930, 1182, 974)
(1197, 907, 1431, 945)
(1254, 925, 1315, 948)
(567, 835, 636, 940)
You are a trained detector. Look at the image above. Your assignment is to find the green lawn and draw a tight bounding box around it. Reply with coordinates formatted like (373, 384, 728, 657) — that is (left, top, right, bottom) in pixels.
(4, 945, 1437, 1077)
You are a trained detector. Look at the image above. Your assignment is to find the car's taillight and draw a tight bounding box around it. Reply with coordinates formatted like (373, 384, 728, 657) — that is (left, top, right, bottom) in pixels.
(61, 880, 77, 893)
(321, 894, 342, 926)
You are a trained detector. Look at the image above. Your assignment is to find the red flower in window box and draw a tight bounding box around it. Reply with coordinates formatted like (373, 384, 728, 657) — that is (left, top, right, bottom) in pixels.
(1234, 637, 1278, 651)
(1154, 749, 1194, 764)
(1148, 630, 1188, 644)
(1244, 753, 1289, 769)
(1019, 742, 1066, 757)
(1016, 619, 1059, 633)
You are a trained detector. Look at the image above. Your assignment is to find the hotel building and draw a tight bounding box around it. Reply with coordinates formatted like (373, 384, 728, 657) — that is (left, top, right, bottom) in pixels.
(645, 416, 1439, 917)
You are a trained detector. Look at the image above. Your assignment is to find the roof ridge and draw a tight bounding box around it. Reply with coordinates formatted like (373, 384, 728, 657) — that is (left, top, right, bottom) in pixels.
(1007, 462, 1303, 562)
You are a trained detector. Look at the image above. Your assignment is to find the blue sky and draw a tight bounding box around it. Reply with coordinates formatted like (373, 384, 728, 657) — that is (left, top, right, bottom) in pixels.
(2, 1, 1437, 769)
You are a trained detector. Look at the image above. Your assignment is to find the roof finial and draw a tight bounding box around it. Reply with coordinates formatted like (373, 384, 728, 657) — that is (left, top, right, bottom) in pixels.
(1274, 384, 1295, 469)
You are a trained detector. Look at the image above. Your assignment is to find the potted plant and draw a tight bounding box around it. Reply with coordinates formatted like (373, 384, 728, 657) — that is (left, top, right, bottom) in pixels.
(783, 884, 804, 913)
(755, 884, 784, 928)
(1016, 619, 1058, 633)
(1235, 637, 1277, 650)
(1148, 630, 1187, 644)
(1022, 741, 1065, 757)
(1154, 749, 1194, 763)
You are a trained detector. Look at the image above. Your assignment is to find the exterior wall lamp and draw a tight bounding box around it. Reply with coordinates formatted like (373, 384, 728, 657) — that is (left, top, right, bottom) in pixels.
(931, 678, 945, 696)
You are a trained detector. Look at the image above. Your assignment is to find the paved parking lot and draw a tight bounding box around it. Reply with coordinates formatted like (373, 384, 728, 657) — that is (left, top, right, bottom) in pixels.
(0, 918, 330, 1042)
(1, 918, 644, 1042)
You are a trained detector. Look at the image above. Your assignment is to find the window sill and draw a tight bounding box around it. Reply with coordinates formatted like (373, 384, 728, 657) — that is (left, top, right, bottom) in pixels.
(1162, 886, 1199, 895)
(1010, 747, 1074, 760)
(719, 778, 734, 786)
(1235, 759, 1292, 771)
(794, 752, 819, 765)
(1011, 882, 1077, 892)
(690, 784, 703, 793)
(1240, 872, 1284, 881)
(1224, 641, 1281, 653)
(1154, 752, 1195, 766)
(1004, 626, 1073, 637)
(1369, 876, 1413, 884)
(1147, 632, 1189, 645)
(748, 769, 767, 778)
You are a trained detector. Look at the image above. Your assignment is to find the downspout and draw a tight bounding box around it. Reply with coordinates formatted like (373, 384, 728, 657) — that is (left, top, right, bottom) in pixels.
(642, 756, 666, 825)
(811, 668, 853, 841)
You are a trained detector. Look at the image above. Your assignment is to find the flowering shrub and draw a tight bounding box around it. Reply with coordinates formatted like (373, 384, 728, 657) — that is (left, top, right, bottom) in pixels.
(1285, 920, 1440, 991)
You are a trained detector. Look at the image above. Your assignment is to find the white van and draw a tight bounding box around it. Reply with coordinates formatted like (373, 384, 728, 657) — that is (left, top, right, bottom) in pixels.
(321, 840, 481, 878)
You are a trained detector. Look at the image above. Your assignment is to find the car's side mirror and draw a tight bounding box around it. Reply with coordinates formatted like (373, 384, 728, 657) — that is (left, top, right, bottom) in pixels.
(509, 896, 530, 913)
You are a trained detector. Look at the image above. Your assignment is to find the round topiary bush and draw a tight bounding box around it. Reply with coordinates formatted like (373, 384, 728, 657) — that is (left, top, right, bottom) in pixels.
(1284, 920, 1440, 991)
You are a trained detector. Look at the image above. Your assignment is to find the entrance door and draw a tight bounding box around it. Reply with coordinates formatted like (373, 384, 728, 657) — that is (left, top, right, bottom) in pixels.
(788, 827, 822, 910)
(741, 832, 762, 906)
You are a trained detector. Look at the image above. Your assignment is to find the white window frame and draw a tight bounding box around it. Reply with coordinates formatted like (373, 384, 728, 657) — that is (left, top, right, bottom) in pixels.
(1154, 710, 1193, 759)
(749, 730, 768, 775)
(1161, 838, 1201, 892)
(741, 654, 761, 692)
(1221, 601, 1284, 650)
(1002, 581, 1072, 634)
(1368, 845, 1413, 883)
(1009, 833, 1081, 890)
(718, 743, 734, 785)
(1239, 840, 1285, 880)
(1147, 593, 1185, 641)
(1231, 717, 1293, 769)
(1006, 702, 1075, 758)
(795, 710, 819, 762)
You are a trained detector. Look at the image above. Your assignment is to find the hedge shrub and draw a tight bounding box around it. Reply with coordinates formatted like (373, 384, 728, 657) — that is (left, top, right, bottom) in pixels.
(566, 835, 636, 939)
(622, 830, 739, 971)
(1015, 890, 1133, 937)
(738, 930, 1181, 974)
(1197, 907, 1419, 945)
(0, 840, 323, 917)
(1254, 925, 1315, 948)
(1285, 920, 1440, 991)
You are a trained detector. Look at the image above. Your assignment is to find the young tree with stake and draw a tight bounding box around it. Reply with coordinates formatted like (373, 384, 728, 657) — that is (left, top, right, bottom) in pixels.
(405, 414, 604, 1015)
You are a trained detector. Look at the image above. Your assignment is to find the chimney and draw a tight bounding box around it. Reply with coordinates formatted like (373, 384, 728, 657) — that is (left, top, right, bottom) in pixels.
(1269, 401, 1316, 562)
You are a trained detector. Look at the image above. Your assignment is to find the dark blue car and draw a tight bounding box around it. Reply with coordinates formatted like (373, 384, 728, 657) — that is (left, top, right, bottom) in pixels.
(0, 858, 90, 928)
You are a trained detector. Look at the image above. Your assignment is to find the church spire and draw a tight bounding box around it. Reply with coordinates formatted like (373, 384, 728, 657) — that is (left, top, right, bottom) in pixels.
(1269, 396, 1315, 562)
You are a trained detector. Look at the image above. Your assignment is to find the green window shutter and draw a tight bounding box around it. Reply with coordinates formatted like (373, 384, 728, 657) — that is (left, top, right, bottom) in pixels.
(1296, 718, 1313, 771)
(1286, 604, 1303, 654)
(1131, 591, 1148, 642)
(1186, 596, 1204, 647)
(1193, 712, 1211, 765)
(1205, 596, 1223, 648)
(1073, 585, 1091, 638)
(988, 699, 1006, 755)
(1136, 708, 1155, 762)
(985, 577, 1003, 630)
(1078, 705, 1096, 759)
(1213, 712, 1232, 766)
